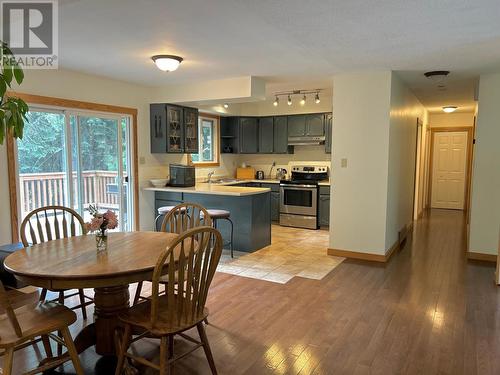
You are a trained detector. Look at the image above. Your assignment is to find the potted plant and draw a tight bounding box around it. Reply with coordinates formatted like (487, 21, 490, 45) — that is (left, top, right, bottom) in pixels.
(0, 41, 29, 145)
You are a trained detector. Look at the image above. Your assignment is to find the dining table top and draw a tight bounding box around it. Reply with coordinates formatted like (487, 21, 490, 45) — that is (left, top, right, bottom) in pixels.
(4, 231, 181, 289)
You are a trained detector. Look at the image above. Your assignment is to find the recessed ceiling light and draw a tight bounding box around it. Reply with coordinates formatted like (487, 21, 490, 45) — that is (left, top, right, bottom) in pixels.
(442, 106, 457, 113)
(223, 103, 229, 109)
(151, 55, 183, 72)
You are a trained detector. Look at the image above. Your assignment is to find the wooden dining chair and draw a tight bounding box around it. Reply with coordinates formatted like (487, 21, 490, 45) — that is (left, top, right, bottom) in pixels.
(20, 206, 94, 319)
(115, 226, 222, 375)
(0, 280, 84, 374)
(133, 202, 212, 305)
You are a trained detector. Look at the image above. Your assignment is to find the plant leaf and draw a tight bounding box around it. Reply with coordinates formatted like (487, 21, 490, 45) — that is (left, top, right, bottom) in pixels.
(3, 61, 13, 86)
(0, 79, 6, 98)
(13, 63, 24, 84)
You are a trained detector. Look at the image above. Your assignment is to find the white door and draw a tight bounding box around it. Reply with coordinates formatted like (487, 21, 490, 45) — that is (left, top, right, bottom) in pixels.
(431, 131, 468, 209)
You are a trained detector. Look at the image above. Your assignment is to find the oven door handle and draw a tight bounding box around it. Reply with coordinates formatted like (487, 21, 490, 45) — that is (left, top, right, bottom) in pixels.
(280, 184, 318, 189)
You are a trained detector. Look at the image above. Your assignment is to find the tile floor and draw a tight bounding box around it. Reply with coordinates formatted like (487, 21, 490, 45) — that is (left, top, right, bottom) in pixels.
(217, 224, 344, 284)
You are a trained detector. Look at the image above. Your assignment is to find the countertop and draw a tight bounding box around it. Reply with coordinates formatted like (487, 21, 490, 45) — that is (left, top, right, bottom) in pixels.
(143, 183, 270, 197)
(240, 179, 331, 186)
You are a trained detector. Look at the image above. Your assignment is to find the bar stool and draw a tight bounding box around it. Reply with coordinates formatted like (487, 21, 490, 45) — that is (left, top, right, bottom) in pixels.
(206, 209, 234, 258)
(154, 206, 175, 231)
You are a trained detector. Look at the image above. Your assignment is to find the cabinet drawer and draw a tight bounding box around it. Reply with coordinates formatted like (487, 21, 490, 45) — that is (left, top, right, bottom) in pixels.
(319, 186, 330, 195)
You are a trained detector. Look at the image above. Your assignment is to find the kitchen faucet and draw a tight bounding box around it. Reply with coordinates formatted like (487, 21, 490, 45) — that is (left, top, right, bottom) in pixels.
(207, 170, 215, 183)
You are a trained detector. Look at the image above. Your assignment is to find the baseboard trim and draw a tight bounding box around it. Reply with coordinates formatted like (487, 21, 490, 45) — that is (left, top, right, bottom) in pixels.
(328, 239, 400, 263)
(467, 251, 497, 263)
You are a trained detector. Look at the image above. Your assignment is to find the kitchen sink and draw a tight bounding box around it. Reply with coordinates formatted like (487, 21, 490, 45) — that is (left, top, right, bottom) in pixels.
(203, 178, 241, 184)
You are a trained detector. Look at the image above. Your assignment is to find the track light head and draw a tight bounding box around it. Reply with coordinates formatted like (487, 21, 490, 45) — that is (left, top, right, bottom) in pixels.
(300, 95, 306, 106)
(273, 96, 279, 107)
(287, 95, 292, 106)
(315, 93, 320, 104)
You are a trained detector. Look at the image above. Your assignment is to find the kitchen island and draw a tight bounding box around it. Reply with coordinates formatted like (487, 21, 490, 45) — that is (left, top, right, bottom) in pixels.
(144, 183, 271, 252)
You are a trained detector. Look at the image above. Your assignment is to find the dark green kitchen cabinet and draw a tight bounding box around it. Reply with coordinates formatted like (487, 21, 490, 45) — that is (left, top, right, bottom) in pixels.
(306, 114, 325, 136)
(258, 117, 274, 153)
(271, 192, 280, 222)
(166, 105, 184, 153)
(287, 115, 307, 137)
(325, 113, 332, 154)
(319, 186, 330, 227)
(239, 117, 259, 154)
(183, 107, 199, 153)
(150, 104, 198, 154)
(150, 104, 167, 153)
(273, 116, 288, 154)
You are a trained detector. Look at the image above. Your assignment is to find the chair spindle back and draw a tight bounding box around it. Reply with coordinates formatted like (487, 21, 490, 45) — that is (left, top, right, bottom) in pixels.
(20, 205, 87, 246)
(150, 226, 222, 329)
(160, 202, 212, 234)
(0, 280, 23, 338)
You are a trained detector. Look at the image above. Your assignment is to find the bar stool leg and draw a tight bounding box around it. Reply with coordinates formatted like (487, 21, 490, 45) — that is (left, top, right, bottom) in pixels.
(154, 214, 163, 231)
(226, 217, 234, 258)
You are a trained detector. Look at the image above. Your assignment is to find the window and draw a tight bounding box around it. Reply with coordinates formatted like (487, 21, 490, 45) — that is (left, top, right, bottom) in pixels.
(15, 108, 134, 231)
(190, 114, 220, 166)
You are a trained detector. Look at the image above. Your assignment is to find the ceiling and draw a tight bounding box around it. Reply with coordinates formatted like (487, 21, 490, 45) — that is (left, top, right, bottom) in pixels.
(58, 0, 500, 111)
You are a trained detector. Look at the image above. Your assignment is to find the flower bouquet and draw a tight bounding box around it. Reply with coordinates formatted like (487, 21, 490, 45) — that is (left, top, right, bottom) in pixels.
(87, 205, 118, 252)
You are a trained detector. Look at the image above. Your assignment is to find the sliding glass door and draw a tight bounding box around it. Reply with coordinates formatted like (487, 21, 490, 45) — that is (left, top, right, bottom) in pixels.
(16, 108, 133, 232)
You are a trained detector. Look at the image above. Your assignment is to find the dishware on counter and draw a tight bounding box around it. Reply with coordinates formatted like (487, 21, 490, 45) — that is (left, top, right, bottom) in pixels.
(276, 168, 288, 180)
(236, 167, 256, 180)
(256, 170, 265, 180)
(150, 178, 169, 188)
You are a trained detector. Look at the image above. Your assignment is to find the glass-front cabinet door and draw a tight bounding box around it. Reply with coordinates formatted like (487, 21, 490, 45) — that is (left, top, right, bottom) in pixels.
(166, 105, 184, 153)
(183, 107, 199, 153)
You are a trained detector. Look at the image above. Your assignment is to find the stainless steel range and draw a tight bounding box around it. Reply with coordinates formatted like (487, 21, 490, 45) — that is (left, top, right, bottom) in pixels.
(279, 165, 328, 229)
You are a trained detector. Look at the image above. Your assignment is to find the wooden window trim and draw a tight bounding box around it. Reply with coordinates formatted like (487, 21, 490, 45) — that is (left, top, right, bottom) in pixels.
(188, 113, 221, 167)
(6, 92, 140, 243)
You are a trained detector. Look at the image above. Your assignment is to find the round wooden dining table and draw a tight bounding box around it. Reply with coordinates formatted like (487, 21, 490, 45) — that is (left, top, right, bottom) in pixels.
(4, 231, 180, 357)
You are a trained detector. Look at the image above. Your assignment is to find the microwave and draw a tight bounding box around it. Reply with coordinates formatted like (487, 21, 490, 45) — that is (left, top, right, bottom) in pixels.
(169, 164, 195, 187)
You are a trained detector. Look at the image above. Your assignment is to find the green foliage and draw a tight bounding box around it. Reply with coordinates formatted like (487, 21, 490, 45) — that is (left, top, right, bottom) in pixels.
(0, 41, 29, 144)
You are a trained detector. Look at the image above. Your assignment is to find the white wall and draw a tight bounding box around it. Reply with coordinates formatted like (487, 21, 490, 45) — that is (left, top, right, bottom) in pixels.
(385, 72, 427, 249)
(330, 72, 392, 254)
(429, 112, 475, 128)
(469, 73, 500, 255)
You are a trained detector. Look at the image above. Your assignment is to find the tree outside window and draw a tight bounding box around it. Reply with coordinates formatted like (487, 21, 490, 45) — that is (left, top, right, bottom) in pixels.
(190, 115, 219, 166)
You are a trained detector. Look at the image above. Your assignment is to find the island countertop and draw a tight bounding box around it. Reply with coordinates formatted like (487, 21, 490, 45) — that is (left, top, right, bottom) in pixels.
(143, 183, 270, 196)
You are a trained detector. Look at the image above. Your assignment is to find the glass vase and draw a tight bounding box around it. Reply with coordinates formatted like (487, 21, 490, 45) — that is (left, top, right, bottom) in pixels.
(95, 231, 108, 252)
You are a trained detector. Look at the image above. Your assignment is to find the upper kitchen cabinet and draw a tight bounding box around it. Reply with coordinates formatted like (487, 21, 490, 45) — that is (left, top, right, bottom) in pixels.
(183, 107, 199, 153)
(258, 117, 274, 153)
(220, 117, 240, 153)
(150, 104, 167, 153)
(239, 117, 259, 154)
(287, 115, 307, 137)
(149, 104, 199, 154)
(325, 113, 332, 154)
(306, 114, 325, 136)
(273, 116, 289, 154)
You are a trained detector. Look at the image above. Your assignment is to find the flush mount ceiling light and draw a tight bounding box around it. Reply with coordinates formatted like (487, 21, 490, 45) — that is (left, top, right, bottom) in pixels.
(424, 70, 450, 83)
(272, 89, 322, 107)
(442, 106, 458, 113)
(151, 55, 183, 72)
(223, 103, 229, 109)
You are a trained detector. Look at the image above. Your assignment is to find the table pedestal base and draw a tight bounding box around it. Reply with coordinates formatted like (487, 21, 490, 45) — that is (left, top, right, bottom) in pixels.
(74, 284, 130, 356)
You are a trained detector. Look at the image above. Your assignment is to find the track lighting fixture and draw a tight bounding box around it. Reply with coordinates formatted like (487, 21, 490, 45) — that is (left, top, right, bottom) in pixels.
(271, 89, 323, 107)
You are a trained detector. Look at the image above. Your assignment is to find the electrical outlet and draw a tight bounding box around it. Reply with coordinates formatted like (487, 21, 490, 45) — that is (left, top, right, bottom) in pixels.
(341, 158, 347, 168)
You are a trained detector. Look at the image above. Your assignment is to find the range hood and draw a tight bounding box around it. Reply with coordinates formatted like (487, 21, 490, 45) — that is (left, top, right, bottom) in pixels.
(288, 135, 325, 146)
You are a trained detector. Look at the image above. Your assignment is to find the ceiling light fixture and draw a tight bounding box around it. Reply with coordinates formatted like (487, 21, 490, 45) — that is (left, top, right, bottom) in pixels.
(442, 106, 457, 113)
(272, 89, 323, 107)
(151, 55, 183, 72)
(287, 95, 292, 106)
(424, 70, 450, 83)
(273, 96, 279, 107)
(223, 103, 229, 109)
(300, 95, 306, 106)
(315, 93, 320, 104)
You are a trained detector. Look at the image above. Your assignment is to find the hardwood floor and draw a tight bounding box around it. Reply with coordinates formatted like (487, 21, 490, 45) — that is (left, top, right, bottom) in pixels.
(3, 209, 499, 374)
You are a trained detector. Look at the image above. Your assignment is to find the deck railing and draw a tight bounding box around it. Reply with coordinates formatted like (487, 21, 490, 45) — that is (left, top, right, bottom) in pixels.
(19, 171, 121, 218)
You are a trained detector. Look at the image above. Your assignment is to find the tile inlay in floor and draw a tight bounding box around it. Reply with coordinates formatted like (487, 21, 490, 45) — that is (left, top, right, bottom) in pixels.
(217, 225, 344, 283)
